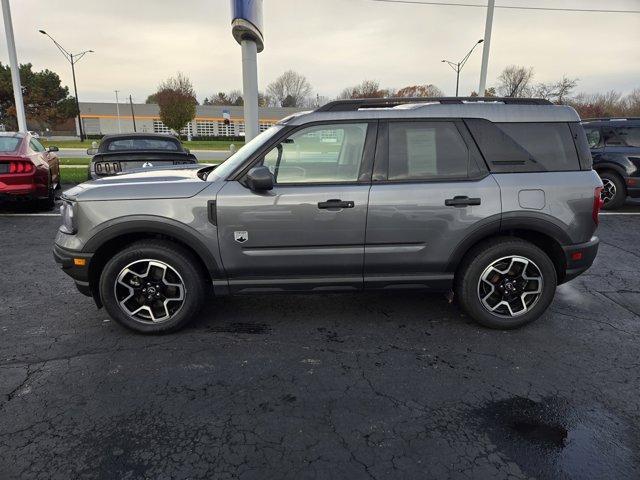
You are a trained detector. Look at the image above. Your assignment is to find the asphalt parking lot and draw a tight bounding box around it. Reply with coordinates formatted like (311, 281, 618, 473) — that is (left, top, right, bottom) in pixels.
(1, 204, 639, 479)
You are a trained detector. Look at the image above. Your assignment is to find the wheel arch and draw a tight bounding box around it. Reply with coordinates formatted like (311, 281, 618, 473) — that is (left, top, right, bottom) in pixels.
(84, 218, 221, 307)
(448, 217, 570, 284)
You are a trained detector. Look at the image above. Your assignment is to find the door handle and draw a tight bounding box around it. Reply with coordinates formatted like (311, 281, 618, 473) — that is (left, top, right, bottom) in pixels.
(445, 196, 481, 207)
(317, 199, 355, 209)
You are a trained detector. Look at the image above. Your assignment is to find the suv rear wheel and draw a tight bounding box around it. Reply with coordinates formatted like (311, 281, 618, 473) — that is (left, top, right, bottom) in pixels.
(599, 171, 626, 210)
(99, 240, 206, 333)
(455, 238, 557, 329)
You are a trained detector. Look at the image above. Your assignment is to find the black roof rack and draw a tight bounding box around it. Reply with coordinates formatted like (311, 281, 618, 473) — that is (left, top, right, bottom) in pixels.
(315, 97, 553, 112)
(582, 117, 640, 122)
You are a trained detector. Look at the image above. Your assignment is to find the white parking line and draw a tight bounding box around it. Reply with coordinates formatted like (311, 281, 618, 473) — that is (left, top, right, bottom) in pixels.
(600, 212, 640, 215)
(0, 213, 60, 217)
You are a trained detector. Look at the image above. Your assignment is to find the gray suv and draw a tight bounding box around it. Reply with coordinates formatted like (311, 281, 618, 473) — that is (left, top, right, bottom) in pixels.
(54, 97, 603, 333)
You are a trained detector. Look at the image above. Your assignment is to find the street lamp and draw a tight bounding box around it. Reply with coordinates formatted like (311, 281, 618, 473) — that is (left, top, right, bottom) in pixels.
(39, 30, 93, 141)
(441, 39, 483, 97)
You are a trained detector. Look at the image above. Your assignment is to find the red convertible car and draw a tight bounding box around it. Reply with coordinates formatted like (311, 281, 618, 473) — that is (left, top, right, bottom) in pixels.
(0, 132, 60, 208)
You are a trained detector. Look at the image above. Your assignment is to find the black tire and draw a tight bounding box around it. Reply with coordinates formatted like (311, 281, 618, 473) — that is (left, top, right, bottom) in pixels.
(599, 171, 626, 210)
(38, 175, 56, 211)
(455, 237, 557, 329)
(99, 240, 206, 333)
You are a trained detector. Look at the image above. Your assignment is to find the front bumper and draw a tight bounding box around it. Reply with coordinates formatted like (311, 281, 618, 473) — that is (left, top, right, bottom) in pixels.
(625, 177, 640, 198)
(53, 244, 93, 297)
(562, 236, 599, 283)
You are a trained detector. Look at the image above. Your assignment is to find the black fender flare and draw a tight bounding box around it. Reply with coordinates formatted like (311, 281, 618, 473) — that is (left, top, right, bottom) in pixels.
(82, 215, 221, 277)
(446, 212, 572, 272)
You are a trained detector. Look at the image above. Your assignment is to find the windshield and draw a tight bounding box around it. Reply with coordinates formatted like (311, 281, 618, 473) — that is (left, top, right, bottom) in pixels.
(208, 126, 284, 181)
(0, 137, 21, 152)
(106, 138, 179, 151)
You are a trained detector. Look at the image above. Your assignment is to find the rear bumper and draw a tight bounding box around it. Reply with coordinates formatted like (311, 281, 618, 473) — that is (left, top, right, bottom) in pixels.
(0, 177, 47, 200)
(562, 236, 599, 283)
(53, 244, 93, 297)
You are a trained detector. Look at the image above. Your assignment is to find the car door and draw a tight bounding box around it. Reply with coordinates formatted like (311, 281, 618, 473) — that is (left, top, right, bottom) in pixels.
(216, 121, 376, 293)
(364, 120, 501, 289)
(30, 138, 59, 186)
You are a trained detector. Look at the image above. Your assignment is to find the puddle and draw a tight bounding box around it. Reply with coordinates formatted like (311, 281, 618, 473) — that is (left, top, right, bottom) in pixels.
(474, 396, 640, 479)
(208, 322, 271, 334)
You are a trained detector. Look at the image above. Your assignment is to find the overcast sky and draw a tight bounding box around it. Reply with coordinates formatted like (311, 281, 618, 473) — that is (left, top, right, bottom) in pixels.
(1, 0, 639, 103)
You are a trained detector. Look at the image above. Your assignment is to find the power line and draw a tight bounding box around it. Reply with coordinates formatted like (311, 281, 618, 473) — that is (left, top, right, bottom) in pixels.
(370, 0, 640, 14)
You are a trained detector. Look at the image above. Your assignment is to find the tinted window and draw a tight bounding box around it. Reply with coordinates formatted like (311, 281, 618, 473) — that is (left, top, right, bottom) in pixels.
(30, 139, 46, 152)
(496, 123, 580, 171)
(612, 126, 640, 148)
(0, 137, 21, 152)
(262, 123, 367, 184)
(106, 138, 179, 151)
(388, 122, 469, 180)
(583, 127, 602, 148)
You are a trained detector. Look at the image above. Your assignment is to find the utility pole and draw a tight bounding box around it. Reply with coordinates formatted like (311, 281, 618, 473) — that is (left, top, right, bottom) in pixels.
(129, 95, 137, 132)
(39, 30, 93, 141)
(478, 0, 495, 96)
(1, 0, 27, 132)
(115, 90, 121, 133)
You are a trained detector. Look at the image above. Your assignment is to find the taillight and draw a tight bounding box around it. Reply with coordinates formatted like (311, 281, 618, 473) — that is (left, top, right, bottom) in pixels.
(3, 160, 34, 174)
(593, 186, 603, 225)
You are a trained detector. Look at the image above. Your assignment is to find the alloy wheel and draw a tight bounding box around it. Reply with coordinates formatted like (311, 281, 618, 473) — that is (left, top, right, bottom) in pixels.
(600, 178, 616, 205)
(114, 259, 186, 323)
(477, 255, 544, 318)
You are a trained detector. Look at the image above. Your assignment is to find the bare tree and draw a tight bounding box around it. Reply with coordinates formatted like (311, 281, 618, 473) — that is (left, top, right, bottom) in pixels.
(535, 76, 578, 104)
(396, 84, 444, 98)
(497, 65, 535, 97)
(266, 70, 313, 107)
(338, 80, 389, 99)
(568, 90, 624, 118)
(623, 88, 640, 116)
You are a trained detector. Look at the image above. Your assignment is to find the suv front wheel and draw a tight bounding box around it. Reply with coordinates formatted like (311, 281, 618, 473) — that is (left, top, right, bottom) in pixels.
(455, 238, 557, 329)
(99, 240, 206, 333)
(598, 171, 626, 210)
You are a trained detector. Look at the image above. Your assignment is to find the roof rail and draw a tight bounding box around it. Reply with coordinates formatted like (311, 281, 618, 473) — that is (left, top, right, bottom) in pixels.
(315, 97, 553, 112)
(582, 117, 640, 122)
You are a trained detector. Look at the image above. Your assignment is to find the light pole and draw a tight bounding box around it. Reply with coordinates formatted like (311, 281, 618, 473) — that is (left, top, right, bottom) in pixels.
(39, 30, 93, 141)
(114, 90, 121, 133)
(2, 0, 27, 132)
(442, 39, 484, 97)
(478, 0, 495, 97)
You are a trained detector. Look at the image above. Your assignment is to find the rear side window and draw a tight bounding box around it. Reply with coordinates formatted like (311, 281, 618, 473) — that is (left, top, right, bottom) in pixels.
(388, 122, 470, 180)
(611, 126, 640, 147)
(0, 137, 21, 152)
(465, 119, 581, 172)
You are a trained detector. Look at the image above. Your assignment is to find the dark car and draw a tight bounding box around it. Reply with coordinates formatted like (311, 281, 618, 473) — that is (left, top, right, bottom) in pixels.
(581, 118, 640, 209)
(88, 133, 197, 179)
(0, 131, 60, 208)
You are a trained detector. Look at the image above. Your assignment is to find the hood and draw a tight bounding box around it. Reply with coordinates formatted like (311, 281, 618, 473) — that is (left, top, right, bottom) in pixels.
(63, 166, 215, 202)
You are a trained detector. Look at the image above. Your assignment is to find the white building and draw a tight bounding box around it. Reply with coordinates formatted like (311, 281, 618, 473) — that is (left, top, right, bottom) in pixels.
(78, 102, 303, 138)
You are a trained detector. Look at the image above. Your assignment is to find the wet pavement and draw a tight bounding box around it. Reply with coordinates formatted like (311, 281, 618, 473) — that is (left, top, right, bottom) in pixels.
(0, 213, 639, 479)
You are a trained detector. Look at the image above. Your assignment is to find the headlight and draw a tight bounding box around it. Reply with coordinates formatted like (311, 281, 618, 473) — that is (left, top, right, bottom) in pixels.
(59, 200, 77, 234)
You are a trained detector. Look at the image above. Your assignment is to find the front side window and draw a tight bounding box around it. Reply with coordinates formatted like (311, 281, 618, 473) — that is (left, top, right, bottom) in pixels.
(388, 122, 469, 181)
(106, 138, 179, 151)
(30, 139, 45, 152)
(262, 123, 368, 184)
(583, 127, 602, 148)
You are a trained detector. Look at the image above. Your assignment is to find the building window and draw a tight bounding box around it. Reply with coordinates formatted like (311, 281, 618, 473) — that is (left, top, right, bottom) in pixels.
(153, 119, 192, 136)
(196, 121, 216, 136)
(153, 120, 171, 134)
(237, 122, 245, 135)
(259, 122, 273, 132)
(218, 121, 234, 136)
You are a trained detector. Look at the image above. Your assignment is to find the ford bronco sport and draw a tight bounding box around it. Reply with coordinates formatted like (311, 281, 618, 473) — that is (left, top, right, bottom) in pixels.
(54, 97, 602, 333)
